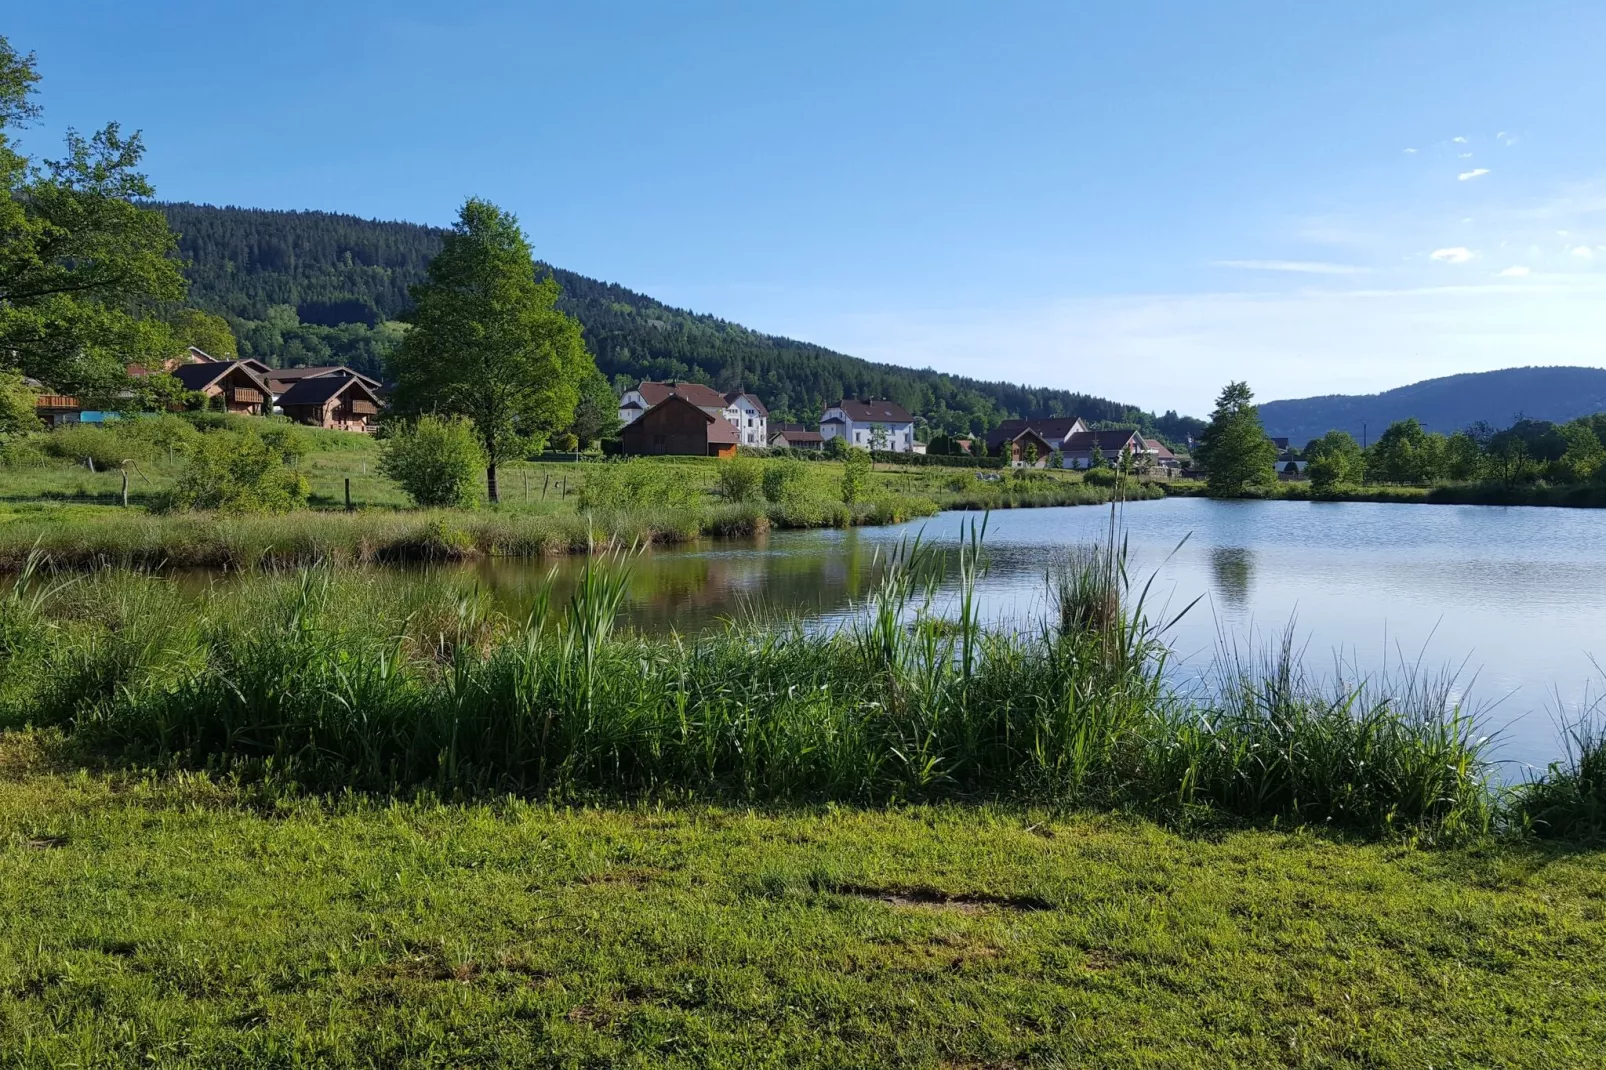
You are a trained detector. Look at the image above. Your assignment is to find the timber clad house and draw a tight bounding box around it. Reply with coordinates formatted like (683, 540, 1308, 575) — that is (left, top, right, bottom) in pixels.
(170, 360, 273, 415)
(276, 373, 384, 432)
(618, 392, 740, 457)
(985, 416, 1180, 473)
(769, 422, 824, 450)
(819, 398, 916, 452)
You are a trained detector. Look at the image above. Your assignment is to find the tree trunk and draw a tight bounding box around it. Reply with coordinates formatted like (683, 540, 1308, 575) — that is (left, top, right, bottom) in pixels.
(487, 463, 500, 504)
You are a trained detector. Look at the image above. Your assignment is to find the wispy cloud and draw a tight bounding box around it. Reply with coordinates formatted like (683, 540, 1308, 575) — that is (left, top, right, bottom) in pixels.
(1458, 168, 1491, 181)
(1403, 147, 1418, 154)
(1572, 246, 1596, 259)
(1452, 136, 1468, 144)
(1212, 259, 1372, 275)
(1498, 265, 1531, 277)
(1431, 247, 1477, 264)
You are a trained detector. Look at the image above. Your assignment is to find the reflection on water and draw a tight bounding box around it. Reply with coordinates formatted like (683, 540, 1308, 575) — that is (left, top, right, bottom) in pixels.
(187, 498, 1606, 769)
(1208, 547, 1254, 608)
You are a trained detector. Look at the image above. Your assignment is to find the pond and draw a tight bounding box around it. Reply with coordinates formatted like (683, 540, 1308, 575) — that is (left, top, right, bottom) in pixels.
(449, 497, 1606, 773)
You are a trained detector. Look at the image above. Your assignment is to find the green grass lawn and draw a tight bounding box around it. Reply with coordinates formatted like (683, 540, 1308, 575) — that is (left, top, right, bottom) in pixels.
(2, 733, 1603, 1068)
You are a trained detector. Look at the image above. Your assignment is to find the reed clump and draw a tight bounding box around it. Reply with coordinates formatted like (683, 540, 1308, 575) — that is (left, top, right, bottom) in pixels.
(5, 507, 1579, 842)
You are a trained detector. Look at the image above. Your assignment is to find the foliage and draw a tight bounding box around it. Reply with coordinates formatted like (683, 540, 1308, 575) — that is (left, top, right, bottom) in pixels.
(0, 369, 39, 439)
(155, 203, 1207, 440)
(839, 446, 871, 503)
(169, 306, 237, 359)
(1195, 381, 1277, 496)
(389, 198, 594, 502)
(1083, 466, 1118, 487)
(161, 430, 310, 513)
(1304, 429, 1365, 491)
(1443, 430, 1484, 481)
(762, 458, 810, 505)
(576, 459, 701, 512)
(379, 415, 486, 508)
(1556, 420, 1604, 483)
(1368, 418, 1444, 484)
(566, 365, 622, 448)
(715, 453, 763, 502)
(0, 37, 186, 397)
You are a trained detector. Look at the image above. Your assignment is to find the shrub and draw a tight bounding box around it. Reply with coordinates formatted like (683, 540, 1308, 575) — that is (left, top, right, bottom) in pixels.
(762, 458, 810, 504)
(578, 459, 700, 511)
(840, 447, 872, 504)
(39, 424, 147, 469)
(379, 416, 486, 509)
(716, 453, 764, 502)
(1084, 467, 1119, 487)
(161, 431, 311, 513)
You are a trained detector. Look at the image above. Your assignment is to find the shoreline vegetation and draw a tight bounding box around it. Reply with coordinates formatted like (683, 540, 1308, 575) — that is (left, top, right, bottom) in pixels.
(3, 528, 1600, 845)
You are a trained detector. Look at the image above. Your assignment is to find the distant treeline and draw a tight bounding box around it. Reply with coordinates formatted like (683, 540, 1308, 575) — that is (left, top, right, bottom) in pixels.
(158, 203, 1205, 443)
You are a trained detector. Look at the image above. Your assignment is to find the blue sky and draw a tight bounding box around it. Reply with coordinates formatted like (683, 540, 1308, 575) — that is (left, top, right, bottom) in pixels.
(11, 1, 1606, 415)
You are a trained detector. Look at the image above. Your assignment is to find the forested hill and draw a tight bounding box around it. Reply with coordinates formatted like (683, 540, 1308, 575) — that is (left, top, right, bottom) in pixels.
(158, 203, 1202, 440)
(1258, 367, 1606, 446)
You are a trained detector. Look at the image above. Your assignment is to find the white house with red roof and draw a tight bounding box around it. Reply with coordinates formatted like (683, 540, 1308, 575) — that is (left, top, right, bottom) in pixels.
(819, 398, 916, 452)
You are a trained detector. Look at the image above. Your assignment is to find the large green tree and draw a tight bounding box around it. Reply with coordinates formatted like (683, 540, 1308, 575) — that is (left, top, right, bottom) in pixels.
(389, 199, 593, 502)
(1304, 430, 1364, 491)
(1368, 418, 1444, 484)
(0, 36, 186, 399)
(1195, 381, 1276, 496)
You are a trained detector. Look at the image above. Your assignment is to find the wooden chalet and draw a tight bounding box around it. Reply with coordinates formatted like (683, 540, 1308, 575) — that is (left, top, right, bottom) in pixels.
(276, 373, 384, 432)
(769, 422, 824, 450)
(619, 394, 741, 457)
(264, 365, 383, 400)
(33, 393, 81, 428)
(169, 360, 273, 415)
(1006, 428, 1055, 467)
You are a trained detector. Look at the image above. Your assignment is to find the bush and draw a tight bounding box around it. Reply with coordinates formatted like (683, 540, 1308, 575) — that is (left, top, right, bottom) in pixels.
(39, 424, 148, 469)
(716, 454, 764, 502)
(840, 447, 872, 504)
(762, 458, 810, 504)
(1084, 467, 1119, 487)
(160, 431, 311, 513)
(379, 416, 486, 509)
(578, 459, 700, 511)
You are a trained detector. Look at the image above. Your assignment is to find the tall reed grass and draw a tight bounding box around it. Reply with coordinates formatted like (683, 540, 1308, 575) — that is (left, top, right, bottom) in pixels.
(5, 506, 1580, 841)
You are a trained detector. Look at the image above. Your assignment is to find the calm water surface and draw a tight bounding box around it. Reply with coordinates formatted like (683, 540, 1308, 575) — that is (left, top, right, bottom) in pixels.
(451, 497, 1606, 772)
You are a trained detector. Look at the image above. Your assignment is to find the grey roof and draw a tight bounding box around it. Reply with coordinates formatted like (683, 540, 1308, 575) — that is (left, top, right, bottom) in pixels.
(278, 374, 379, 407)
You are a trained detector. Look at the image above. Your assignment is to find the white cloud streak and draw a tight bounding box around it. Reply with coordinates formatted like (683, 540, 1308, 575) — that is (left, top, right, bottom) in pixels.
(1498, 266, 1532, 277)
(1212, 259, 1372, 275)
(1458, 168, 1491, 181)
(1431, 247, 1477, 264)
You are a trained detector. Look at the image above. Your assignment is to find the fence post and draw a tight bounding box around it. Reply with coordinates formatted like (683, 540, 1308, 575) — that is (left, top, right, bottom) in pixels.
(345, 477, 352, 511)
(121, 468, 129, 508)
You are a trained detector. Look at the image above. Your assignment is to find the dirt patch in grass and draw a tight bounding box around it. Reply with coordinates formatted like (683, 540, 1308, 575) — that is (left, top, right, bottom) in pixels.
(838, 883, 1052, 913)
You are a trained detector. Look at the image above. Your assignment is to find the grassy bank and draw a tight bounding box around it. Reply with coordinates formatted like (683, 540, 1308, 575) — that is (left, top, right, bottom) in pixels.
(1164, 478, 1606, 507)
(2, 734, 1602, 1067)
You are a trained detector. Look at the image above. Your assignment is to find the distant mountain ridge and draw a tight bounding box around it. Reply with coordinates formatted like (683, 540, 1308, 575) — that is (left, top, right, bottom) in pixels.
(157, 202, 1205, 441)
(1258, 367, 1606, 446)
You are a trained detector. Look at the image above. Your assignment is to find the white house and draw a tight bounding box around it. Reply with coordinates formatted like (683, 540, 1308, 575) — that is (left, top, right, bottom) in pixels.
(619, 381, 734, 427)
(819, 398, 917, 452)
(723, 392, 768, 447)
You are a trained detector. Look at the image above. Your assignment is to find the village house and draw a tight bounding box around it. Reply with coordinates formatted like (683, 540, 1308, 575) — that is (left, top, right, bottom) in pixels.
(769, 422, 824, 450)
(276, 372, 384, 432)
(984, 416, 1090, 456)
(1004, 428, 1055, 468)
(724, 392, 768, 447)
(169, 360, 274, 415)
(618, 381, 730, 426)
(818, 398, 916, 452)
(264, 365, 382, 404)
(619, 392, 741, 457)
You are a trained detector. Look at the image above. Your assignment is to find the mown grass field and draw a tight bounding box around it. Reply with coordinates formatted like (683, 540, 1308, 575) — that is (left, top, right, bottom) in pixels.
(1, 733, 1603, 1068)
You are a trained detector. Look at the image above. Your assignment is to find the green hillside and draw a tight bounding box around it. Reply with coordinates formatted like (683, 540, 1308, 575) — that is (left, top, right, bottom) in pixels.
(158, 203, 1203, 441)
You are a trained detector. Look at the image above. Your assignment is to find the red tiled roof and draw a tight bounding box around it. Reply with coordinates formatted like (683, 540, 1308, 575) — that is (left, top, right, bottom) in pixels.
(724, 391, 769, 416)
(636, 381, 729, 411)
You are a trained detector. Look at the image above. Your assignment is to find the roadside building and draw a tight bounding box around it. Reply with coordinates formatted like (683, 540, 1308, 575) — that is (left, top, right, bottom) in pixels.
(818, 398, 916, 452)
(619, 393, 741, 457)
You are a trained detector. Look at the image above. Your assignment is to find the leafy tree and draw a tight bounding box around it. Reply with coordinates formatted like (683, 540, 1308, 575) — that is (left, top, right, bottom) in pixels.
(567, 366, 622, 449)
(0, 369, 39, 439)
(839, 446, 871, 504)
(1442, 431, 1484, 482)
(1557, 420, 1604, 483)
(1368, 419, 1443, 484)
(1195, 382, 1276, 496)
(170, 307, 237, 360)
(869, 424, 889, 452)
(1304, 430, 1365, 491)
(1048, 448, 1064, 470)
(380, 415, 486, 508)
(389, 199, 592, 503)
(1021, 442, 1038, 467)
(0, 37, 186, 396)
(1485, 430, 1534, 488)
